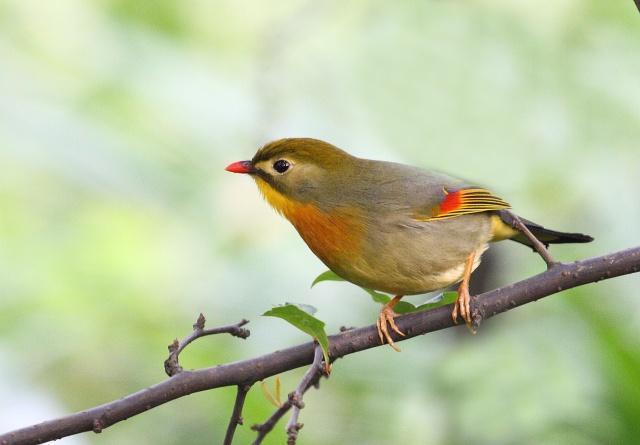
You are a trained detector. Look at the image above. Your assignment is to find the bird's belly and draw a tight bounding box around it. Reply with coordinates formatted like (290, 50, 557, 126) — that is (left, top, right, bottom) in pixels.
(325, 214, 493, 295)
(337, 243, 487, 295)
(406, 244, 486, 291)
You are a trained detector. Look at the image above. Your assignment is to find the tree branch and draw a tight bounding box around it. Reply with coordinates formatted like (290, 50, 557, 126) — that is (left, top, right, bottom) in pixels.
(251, 344, 327, 445)
(2, 246, 639, 445)
(285, 345, 327, 444)
(164, 314, 250, 377)
(223, 384, 251, 445)
(504, 210, 557, 268)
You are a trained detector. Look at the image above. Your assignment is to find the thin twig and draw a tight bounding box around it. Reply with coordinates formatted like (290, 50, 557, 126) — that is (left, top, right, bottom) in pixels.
(250, 402, 289, 444)
(2, 246, 639, 445)
(223, 384, 252, 445)
(252, 344, 327, 445)
(286, 345, 326, 444)
(164, 314, 250, 376)
(505, 210, 558, 269)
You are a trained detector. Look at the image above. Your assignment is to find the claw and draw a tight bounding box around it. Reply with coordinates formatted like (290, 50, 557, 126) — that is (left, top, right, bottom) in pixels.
(454, 287, 471, 323)
(387, 314, 404, 337)
(451, 251, 478, 333)
(452, 299, 459, 324)
(376, 296, 405, 351)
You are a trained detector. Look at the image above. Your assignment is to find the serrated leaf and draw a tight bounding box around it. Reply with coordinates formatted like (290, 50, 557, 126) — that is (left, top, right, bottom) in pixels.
(311, 270, 345, 288)
(263, 304, 330, 365)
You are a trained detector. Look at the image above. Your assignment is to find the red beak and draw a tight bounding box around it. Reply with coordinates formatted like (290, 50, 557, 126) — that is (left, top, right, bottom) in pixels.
(225, 160, 255, 174)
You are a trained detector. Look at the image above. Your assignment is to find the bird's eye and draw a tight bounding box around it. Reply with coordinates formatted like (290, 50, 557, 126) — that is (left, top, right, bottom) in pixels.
(273, 159, 290, 174)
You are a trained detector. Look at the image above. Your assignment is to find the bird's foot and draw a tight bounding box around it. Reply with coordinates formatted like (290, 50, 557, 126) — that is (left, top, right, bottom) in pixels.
(376, 300, 405, 352)
(452, 287, 476, 334)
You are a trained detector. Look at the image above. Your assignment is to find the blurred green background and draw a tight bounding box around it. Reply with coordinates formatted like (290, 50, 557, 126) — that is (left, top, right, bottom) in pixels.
(1, 1, 639, 444)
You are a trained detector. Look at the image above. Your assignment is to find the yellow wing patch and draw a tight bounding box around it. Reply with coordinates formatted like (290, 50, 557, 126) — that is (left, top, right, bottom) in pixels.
(414, 187, 511, 221)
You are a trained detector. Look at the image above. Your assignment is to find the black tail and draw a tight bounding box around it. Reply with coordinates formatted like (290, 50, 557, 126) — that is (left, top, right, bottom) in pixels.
(498, 210, 594, 248)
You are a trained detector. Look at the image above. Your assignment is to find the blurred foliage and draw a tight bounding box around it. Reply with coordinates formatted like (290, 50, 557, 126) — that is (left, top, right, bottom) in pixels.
(0, 1, 639, 444)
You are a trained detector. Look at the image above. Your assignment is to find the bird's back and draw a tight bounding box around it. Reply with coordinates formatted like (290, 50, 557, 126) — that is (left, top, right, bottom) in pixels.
(310, 157, 492, 295)
(321, 157, 470, 217)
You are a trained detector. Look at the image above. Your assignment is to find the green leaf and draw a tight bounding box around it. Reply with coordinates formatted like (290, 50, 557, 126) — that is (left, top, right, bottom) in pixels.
(422, 292, 445, 305)
(363, 288, 391, 304)
(263, 304, 330, 365)
(393, 301, 419, 314)
(285, 302, 318, 315)
(311, 270, 345, 287)
(312, 270, 389, 304)
(412, 291, 458, 311)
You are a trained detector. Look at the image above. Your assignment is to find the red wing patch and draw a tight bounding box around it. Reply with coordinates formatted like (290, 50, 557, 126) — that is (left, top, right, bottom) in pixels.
(415, 187, 511, 221)
(439, 190, 463, 213)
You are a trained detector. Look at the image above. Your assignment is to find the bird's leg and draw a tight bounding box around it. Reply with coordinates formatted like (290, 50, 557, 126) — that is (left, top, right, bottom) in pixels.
(505, 210, 557, 269)
(452, 251, 476, 330)
(376, 295, 405, 352)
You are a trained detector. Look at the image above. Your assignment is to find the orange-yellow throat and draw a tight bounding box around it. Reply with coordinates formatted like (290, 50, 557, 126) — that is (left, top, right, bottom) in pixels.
(254, 178, 363, 266)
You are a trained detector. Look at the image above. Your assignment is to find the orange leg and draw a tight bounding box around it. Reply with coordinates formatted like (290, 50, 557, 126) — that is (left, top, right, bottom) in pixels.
(376, 295, 405, 352)
(452, 251, 476, 331)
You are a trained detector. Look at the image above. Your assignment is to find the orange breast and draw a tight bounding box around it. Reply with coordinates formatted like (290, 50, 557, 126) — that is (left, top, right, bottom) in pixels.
(255, 178, 363, 265)
(289, 204, 364, 265)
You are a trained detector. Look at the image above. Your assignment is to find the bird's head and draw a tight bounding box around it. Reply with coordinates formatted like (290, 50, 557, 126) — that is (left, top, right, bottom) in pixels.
(225, 138, 353, 210)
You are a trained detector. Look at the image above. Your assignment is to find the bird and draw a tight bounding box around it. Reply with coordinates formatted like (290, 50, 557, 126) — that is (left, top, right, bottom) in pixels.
(226, 138, 593, 350)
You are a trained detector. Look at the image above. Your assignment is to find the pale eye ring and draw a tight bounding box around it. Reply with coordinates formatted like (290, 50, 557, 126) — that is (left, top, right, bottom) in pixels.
(273, 159, 290, 173)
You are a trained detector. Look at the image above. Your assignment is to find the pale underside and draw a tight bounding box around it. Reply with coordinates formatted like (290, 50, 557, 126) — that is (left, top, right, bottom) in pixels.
(317, 212, 495, 295)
